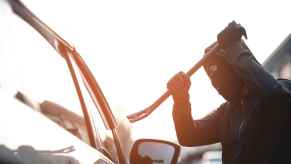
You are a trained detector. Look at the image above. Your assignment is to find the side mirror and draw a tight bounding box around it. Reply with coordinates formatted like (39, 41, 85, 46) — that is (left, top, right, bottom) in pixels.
(130, 139, 180, 164)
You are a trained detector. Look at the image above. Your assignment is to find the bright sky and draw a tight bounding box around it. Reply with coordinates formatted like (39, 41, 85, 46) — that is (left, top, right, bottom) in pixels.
(1, 0, 291, 140)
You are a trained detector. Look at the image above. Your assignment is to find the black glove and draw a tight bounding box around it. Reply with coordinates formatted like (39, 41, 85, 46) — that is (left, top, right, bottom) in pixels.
(167, 71, 191, 103)
(204, 21, 251, 65)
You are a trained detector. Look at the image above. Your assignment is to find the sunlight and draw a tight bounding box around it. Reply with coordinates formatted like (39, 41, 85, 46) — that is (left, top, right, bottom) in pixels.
(2, 0, 291, 142)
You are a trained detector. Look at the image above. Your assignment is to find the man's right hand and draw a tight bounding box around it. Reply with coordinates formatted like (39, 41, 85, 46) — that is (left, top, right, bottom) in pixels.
(167, 71, 191, 103)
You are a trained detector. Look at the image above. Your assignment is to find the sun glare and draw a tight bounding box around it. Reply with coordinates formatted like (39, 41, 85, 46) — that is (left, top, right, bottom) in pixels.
(2, 0, 291, 142)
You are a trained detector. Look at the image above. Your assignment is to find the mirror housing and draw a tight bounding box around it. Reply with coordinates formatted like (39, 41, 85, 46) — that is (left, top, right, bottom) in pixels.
(130, 139, 180, 164)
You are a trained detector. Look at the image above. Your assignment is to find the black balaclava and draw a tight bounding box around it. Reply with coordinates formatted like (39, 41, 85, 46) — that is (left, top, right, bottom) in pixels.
(203, 55, 244, 101)
(203, 39, 272, 102)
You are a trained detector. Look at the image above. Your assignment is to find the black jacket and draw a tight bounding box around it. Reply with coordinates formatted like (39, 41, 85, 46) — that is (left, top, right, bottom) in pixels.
(173, 42, 291, 164)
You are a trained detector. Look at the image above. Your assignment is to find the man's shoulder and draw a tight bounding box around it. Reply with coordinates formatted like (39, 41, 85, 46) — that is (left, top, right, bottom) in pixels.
(272, 78, 291, 102)
(266, 79, 291, 113)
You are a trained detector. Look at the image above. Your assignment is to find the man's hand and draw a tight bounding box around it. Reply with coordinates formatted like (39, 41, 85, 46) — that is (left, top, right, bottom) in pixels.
(167, 71, 191, 103)
(203, 21, 251, 65)
(204, 40, 252, 66)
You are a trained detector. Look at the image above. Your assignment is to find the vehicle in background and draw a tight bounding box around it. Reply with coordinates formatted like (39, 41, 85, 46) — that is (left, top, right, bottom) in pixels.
(264, 34, 291, 80)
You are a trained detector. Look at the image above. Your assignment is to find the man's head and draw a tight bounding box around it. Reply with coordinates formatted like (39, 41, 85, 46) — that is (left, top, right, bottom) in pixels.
(204, 55, 244, 101)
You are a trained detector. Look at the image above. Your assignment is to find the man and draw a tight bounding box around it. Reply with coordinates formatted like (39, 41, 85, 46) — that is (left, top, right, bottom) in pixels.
(167, 26, 291, 164)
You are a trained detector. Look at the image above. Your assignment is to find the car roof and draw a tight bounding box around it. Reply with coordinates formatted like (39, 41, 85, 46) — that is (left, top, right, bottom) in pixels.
(0, 89, 113, 164)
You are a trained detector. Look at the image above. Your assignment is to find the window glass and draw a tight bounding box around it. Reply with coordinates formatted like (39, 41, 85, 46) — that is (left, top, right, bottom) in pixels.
(3, 5, 118, 161)
(2, 6, 82, 116)
(68, 55, 118, 162)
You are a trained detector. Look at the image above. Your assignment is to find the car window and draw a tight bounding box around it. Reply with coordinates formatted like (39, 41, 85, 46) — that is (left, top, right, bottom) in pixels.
(3, 2, 127, 162)
(3, 11, 118, 162)
(68, 55, 119, 162)
(2, 2, 83, 117)
(2, 0, 117, 159)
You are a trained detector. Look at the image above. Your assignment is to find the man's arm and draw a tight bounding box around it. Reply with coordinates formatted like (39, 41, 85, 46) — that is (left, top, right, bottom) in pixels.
(221, 40, 283, 98)
(172, 101, 224, 146)
(168, 72, 223, 146)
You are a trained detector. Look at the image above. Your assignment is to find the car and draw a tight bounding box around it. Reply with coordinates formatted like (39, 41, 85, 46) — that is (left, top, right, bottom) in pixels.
(2, 0, 182, 164)
(263, 34, 291, 80)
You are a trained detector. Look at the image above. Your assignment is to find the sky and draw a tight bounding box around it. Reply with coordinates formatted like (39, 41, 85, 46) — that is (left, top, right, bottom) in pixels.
(1, 0, 291, 140)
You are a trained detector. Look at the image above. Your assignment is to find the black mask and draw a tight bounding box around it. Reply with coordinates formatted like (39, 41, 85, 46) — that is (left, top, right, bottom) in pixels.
(204, 56, 243, 101)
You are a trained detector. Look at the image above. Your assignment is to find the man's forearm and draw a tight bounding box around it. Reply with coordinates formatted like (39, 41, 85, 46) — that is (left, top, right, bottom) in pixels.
(172, 101, 221, 146)
(172, 101, 194, 146)
(238, 54, 282, 97)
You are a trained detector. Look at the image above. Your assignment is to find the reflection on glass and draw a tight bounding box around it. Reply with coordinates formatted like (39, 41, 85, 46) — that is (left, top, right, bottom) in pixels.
(138, 142, 175, 164)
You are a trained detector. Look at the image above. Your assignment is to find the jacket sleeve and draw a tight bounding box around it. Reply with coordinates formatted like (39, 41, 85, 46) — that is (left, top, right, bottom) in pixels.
(172, 101, 225, 146)
(221, 40, 283, 98)
(235, 52, 282, 98)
